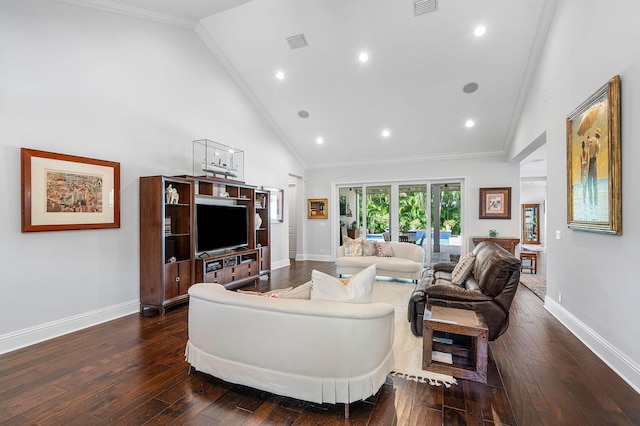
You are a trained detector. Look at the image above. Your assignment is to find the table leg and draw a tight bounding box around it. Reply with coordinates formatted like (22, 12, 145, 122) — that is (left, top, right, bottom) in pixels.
(422, 323, 434, 369)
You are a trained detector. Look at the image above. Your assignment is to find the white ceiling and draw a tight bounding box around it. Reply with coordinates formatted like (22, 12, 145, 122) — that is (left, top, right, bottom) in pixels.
(72, 0, 555, 168)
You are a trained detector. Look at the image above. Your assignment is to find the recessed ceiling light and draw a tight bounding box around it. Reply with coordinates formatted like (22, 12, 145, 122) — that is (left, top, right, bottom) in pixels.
(465, 119, 475, 128)
(275, 70, 285, 80)
(316, 137, 324, 144)
(381, 129, 390, 138)
(474, 26, 486, 37)
(358, 52, 369, 63)
(462, 82, 479, 94)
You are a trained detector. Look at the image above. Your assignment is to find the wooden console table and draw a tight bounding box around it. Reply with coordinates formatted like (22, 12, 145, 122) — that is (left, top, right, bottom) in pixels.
(472, 237, 520, 255)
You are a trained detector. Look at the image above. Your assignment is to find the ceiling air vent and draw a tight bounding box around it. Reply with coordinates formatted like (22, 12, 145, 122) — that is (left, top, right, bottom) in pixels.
(414, 0, 438, 16)
(286, 33, 308, 50)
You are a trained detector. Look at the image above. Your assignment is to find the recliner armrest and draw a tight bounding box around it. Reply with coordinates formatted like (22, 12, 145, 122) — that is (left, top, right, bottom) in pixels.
(426, 283, 493, 302)
(433, 262, 456, 273)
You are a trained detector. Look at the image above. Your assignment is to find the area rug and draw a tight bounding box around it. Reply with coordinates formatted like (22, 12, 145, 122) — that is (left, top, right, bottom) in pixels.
(371, 280, 457, 387)
(520, 273, 546, 300)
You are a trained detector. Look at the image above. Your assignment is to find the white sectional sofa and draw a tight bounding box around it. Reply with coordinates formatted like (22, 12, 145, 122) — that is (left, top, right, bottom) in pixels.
(335, 241, 425, 282)
(185, 283, 395, 417)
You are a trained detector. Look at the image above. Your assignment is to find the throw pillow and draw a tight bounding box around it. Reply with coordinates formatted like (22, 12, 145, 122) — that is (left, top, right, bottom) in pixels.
(362, 240, 378, 256)
(277, 282, 312, 299)
(236, 282, 313, 299)
(376, 241, 394, 257)
(343, 236, 363, 256)
(237, 287, 293, 298)
(310, 264, 376, 303)
(451, 252, 475, 285)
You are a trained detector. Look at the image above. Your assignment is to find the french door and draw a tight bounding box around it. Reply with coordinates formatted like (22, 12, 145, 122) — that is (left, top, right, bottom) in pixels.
(337, 179, 463, 266)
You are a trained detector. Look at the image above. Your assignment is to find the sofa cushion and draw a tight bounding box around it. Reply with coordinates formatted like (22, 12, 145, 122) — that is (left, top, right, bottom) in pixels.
(376, 241, 394, 257)
(451, 252, 475, 285)
(473, 244, 521, 297)
(344, 236, 363, 256)
(362, 240, 378, 256)
(311, 264, 376, 303)
(335, 255, 421, 273)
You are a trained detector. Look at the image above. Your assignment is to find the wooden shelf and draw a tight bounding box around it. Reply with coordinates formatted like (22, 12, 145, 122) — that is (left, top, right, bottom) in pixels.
(195, 248, 260, 290)
(140, 176, 195, 315)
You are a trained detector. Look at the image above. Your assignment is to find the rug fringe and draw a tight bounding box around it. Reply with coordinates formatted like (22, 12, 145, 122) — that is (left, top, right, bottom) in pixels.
(390, 371, 457, 388)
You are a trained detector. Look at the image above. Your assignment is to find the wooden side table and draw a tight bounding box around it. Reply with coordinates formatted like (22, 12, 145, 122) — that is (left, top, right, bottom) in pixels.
(520, 251, 538, 274)
(422, 306, 489, 383)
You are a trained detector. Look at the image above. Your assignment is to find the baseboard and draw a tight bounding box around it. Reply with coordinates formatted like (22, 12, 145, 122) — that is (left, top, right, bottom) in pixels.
(545, 297, 640, 394)
(298, 254, 334, 262)
(271, 258, 290, 270)
(0, 300, 139, 355)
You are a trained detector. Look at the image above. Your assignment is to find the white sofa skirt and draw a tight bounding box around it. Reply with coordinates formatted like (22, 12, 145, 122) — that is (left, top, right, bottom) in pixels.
(186, 283, 395, 404)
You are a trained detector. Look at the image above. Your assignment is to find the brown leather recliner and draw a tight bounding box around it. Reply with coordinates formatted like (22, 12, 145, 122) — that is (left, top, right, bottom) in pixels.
(408, 241, 521, 341)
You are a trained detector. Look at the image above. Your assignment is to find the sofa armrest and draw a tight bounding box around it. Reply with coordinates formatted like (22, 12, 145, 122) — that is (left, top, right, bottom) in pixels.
(337, 245, 345, 257)
(433, 262, 456, 273)
(407, 278, 430, 323)
(426, 283, 493, 302)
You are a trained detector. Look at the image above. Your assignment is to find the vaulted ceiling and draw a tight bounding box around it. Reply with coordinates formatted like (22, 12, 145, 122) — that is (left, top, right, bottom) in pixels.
(70, 0, 555, 169)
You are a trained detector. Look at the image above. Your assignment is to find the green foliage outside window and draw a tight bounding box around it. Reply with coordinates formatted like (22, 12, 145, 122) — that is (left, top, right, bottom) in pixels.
(433, 190, 461, 235)
(366, 192, 390, 233)
(355, 187, 460, 236)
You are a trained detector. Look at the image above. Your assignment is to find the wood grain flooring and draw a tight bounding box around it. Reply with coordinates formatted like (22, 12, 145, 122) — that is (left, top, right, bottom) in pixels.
(1, 260, 638, 425)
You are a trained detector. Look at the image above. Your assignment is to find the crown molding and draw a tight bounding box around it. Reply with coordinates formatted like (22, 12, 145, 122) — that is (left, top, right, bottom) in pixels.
(503, 0, 558, 154)
(305, 149, 507, 170)
(58, 0, 196, 28)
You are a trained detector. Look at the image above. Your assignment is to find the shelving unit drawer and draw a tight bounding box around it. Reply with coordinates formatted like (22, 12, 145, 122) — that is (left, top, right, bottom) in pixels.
(206, 269, 231, 284)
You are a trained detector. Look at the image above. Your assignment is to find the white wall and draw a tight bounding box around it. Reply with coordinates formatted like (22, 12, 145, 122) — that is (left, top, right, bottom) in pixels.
(0, 0, 303, 352)
(511, 0, 640, 391)
(303, 156, 520, 260)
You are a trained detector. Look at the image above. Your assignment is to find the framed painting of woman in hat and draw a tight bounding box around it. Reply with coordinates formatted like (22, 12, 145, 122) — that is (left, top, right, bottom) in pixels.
(566, 75, 621, 234)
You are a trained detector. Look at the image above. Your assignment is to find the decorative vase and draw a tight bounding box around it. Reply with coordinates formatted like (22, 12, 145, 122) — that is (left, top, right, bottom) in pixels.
(255, 213, 263, 230)
(489, 229, 499, 238)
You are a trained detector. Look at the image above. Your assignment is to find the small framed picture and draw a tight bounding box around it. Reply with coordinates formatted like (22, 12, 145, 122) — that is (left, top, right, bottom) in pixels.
(479, 187, 511, 220)
(307, 198, 328, 219)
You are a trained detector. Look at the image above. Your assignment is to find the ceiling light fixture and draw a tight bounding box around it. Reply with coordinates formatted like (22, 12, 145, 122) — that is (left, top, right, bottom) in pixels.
(275, 70, 285, 80)
(316, 137, 324, 144)
(358, 52, 369, 63)
(462, 82, 479, 94)
(381, 129, 390, 138)
(465, 119, 475, 128)
(298, 110, 310, 118)
(474, 26, 486, 37)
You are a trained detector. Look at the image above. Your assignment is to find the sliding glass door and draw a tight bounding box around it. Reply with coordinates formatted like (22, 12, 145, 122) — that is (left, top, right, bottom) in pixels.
(364, 185, 391, 240)
(430, 183, 461, 264)
(337, 180, 463, 266)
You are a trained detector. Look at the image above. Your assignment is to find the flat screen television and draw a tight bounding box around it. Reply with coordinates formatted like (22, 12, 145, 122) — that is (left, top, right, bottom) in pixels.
(196, 204, 249, 254)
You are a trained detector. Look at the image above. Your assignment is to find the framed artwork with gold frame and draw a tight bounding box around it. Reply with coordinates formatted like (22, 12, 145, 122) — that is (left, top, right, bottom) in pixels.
(307, 198, 328, 219)
(566, 75, 621, 234)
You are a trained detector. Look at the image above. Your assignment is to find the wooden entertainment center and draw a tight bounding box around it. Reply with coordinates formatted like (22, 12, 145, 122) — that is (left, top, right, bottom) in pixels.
(139, 175, 271, 314)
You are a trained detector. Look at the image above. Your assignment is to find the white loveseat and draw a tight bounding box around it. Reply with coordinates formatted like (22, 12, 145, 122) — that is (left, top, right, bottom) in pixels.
(336, 241, 425, 282)
(185, 283, 395, 416)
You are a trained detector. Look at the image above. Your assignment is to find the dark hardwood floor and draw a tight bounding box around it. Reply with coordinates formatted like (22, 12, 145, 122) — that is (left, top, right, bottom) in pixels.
(1, 261, 638, 425)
